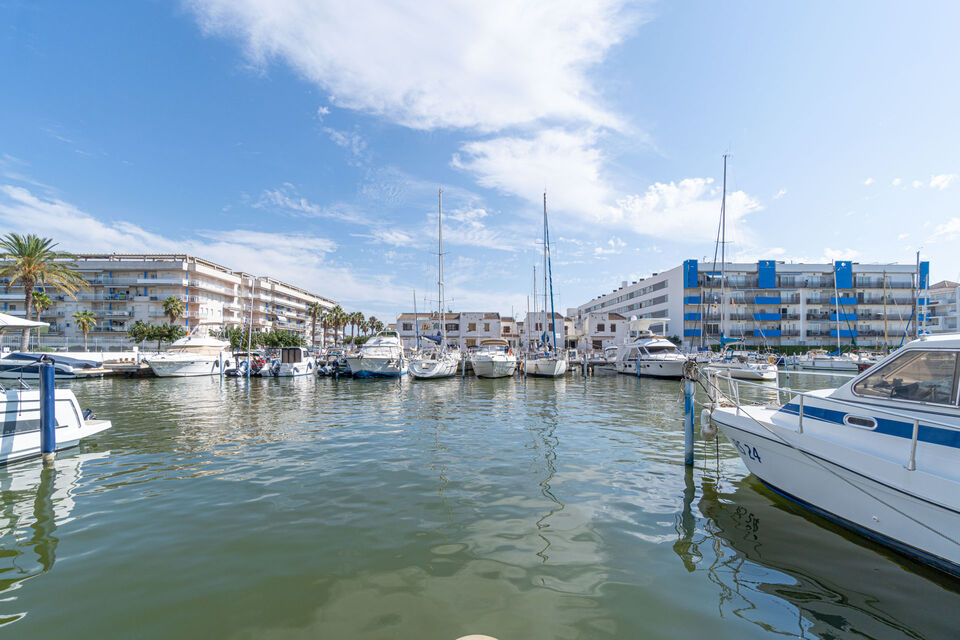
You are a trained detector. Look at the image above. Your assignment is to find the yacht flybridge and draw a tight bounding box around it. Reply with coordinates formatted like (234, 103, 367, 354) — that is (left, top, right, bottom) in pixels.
(707, 333, 960, 577)
(144, 327, 232, 377)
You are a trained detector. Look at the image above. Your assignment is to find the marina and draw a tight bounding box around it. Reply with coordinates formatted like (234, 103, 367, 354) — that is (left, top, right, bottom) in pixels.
(2, 370, 959, 638)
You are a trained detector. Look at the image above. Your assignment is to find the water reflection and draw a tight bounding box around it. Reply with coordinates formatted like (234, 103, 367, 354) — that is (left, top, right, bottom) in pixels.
(0, 452, 108, 626)
(690, 471, 960, 638)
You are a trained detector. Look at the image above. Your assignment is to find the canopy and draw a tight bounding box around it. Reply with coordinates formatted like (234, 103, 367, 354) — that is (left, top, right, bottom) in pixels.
(0, 312, 47, 331)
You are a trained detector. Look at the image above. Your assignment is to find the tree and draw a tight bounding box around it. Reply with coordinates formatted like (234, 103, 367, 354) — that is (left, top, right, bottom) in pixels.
(329, 305, 346, 346)
(126, 319, 150, 345)
(349, 311, 364, 340)
(32, 290, 52, 348)
(146, 322, 186, 351)
(360, 319, 370, 336)
(72, 310, 96, 351)
(0, 233, 87, 350)
(320, 310, 330, 349)
(307, 302, 324, 348)
(367, 315, 380, 335)
(162, 296, 185, 325)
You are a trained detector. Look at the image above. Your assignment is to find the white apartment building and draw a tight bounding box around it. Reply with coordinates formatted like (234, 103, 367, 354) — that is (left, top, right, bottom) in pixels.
(522, 311, 567, 350)
(927, 280, 960, 334)
(571, 259, 928, 350)
(566, 311, 628, 352)
(396, 312, 507, 351)
(0, 254, 336, 349)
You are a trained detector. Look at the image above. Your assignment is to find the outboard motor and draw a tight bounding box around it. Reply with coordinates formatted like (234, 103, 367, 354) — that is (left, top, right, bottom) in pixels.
(270, 359, 281, 376)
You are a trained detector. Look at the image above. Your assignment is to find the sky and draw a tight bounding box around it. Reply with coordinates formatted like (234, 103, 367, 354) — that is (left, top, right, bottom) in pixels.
(1, 0, 959, 318)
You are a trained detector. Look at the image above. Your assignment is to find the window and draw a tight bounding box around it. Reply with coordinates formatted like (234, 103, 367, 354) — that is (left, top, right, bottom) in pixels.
(854, 350, 959, 405)
(484, 323, 490, 331)
(402, 323, 412, 331)
(597, 323, 605, 332)
(610, 323, 616, 331)
(468, 322, 477, 332)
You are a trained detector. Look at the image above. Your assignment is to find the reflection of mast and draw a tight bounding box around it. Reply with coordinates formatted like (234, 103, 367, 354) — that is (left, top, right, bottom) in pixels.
(533, 402, 564, 564)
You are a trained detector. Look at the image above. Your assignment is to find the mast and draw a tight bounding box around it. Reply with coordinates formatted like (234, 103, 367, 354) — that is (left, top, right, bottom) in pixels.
(413, 289, 420, 351)
(544, 191, 558, 354)
(533, 265, 538, 348)
(883, 271, 888, 352)
(438, 188, 446, 350)
(246, 275, 254, 377)
(915, 250, 921, 338)
(833, 265, 842, 352)
(719, 154, 728, 345)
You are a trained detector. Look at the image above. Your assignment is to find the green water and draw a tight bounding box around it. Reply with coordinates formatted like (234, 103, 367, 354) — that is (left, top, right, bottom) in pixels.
(1, 373, 958, 639)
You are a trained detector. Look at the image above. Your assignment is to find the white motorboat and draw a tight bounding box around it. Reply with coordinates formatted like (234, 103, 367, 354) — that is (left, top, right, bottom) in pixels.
(262, 347, 316, 377)
(144, 329, 232, 377)
(526, 354, 568, 377)
(0, 383, 111, 465)
(347, 330, 407, 378)
(470, 339, 518, 378)
(410, 188, 461, 381)
(615, 319, 687, 378)
(0, 352, 108, 380)
(796, 351, 875, 372)
(706, 344, 779, 381)
(707, 333, 960, 577)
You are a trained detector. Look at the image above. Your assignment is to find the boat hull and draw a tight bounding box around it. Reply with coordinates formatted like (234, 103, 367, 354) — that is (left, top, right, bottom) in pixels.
(616, 358, 685, 378)
(471, 358, 517, 378)
(409, 356, 459, 379)
(711, 407, 960, 576)
(346, 356, 406, 378)
(526, 357, 568, 377)
(272, 358, 316, 377)
(0, 389, 112, 466)
(146, 357, 224, 377)
(707, 362, 779, 381)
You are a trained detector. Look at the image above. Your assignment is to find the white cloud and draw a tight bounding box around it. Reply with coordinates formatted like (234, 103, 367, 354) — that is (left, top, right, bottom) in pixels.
(0, 184, 410, 312)
(773, 188, 787, 200)
(316, 105, 330, 119)
(364, 228, 418, 247)
(912, 180, 923, 188)
(897, 232, 909, 240)
(930, 173, 958, 190)
(452, 128, 615, 221)
(594, 237, 625, 256)
(616, 178, 761, 242)
(323, 127, 367, 161)
(187, 0, 639, 132)
(892, 178, 902, 186)
(864, 177, 874, 185)
(253, 183, 369, 224)
(931, 218, 960, 242)
(822, 248, 862, 262)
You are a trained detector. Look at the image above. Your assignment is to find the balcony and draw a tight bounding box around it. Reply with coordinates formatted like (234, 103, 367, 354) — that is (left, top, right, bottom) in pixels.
(137, 277, 187, 285)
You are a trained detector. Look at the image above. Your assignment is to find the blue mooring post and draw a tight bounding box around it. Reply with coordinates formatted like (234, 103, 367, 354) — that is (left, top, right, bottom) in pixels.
(39, 357, 56, 464)
(683, 378, 695, 466)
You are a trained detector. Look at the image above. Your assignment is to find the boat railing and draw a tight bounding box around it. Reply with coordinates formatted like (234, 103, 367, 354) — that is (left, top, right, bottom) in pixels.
(706, 369, 960, 471)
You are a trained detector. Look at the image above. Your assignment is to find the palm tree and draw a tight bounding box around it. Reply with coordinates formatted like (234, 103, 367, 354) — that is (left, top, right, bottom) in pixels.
(72, 310, 96, 351)
(162, 296, 185, 325)
(0, 233, 87, 350)
(367, 315, 380, 335)
(350, 311, 364, 340)
(32, 290, 52, 348)
(361, 319, 371, 336)
(329, 305, 346, 346)
(307, 302, 324, 348)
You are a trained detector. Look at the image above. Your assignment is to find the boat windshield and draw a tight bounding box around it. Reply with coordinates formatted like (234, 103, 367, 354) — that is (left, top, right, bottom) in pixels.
(645, 345, 678, 354)
(853, 350, 959, 405)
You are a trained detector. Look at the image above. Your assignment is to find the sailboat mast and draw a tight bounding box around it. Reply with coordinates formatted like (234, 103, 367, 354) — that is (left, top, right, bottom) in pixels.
(544, 191, 558, 353)
(438, 188, 445, 349)
(883, 271, 888, 352)
(413, 289, 420, 351)
(719, 154, 727, 343)
(533, 265, 538, 347)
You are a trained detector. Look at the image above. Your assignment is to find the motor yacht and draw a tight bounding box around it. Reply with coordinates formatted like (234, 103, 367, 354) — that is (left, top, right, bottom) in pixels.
(707, 333, 960, 577)
(144, 328, 232, 377)
(615, 319, 687, 378)
(470, 338, 518, 378)
(263, 347, 316, 377)
(705, 343, 779, 381)
(346, 330, 406, 378)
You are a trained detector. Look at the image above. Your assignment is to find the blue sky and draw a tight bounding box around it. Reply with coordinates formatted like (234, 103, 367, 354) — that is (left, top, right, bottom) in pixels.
(2, 1, 959, 317)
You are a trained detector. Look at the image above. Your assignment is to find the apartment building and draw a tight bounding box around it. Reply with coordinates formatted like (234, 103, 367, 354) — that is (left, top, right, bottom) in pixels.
(927, 280, 960, 334)
(396, 311, 506, 351)
(567, 311, 628, 352)
(571, 259, 928, 350)
(0, 254, 336, 349)
(522, 311, 567, 350)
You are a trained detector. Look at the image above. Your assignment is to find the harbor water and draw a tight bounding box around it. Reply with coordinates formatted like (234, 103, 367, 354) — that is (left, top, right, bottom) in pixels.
(1, 373, 958, 638)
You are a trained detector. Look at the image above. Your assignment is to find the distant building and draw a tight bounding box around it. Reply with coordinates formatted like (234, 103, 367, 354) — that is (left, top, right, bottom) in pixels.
(396, 311, 506, 351)
(567, 311, 628, 352)
(0, 254, 336, 349)
(570, 259, 929, 350)
(927, 280, 960, 334)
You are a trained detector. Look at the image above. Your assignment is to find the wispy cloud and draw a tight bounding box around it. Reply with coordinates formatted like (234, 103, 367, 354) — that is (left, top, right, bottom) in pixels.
(864, 177, 874, 185)
(252, 183, 369, 224)
(930, 173, 958, 190)
(892, 178, 902, 186)
(594, 236, 625, 256)
(323, 126, 367, 164)
(773, 188, 787, 200)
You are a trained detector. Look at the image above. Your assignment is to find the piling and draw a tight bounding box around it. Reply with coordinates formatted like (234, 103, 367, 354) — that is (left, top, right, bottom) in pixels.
(219, 352, 224, 386)
(39, 357, 56, 465)
(681, 361, 696, 466)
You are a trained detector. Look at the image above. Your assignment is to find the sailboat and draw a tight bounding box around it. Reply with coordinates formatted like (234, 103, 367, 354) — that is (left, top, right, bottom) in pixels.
(703, 155, 778, 382)
(526, 192, 568, 377)
(410, 188, 461, 379)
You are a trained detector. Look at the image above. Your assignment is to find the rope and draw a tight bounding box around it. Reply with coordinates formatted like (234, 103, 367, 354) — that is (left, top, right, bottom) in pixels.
(696, 365, 960, 550)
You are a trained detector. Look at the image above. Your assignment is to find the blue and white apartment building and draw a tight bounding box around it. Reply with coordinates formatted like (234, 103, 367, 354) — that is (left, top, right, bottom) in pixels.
(572, 259, 929, 350)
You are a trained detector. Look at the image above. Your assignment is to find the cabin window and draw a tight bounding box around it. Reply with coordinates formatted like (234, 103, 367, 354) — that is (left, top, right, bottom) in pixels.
(853, 350, 959, 405)
(646, 345, 677, 354)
